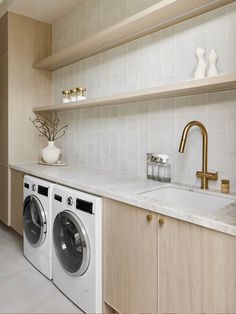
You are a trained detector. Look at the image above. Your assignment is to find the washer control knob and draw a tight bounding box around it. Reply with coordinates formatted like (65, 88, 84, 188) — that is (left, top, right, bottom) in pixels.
(32, 184, 37, 191)
(67, 197, 73, 206)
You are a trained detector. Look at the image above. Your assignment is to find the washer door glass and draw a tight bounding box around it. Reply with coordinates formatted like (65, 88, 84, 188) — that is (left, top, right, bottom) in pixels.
(53, 211, 90, 276)
(23, 195, 47, 247)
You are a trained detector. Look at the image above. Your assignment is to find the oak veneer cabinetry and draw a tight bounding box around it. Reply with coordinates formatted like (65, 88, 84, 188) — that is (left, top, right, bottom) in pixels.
(8, 12, 52, 164)
(0, 12, 52, 232)
(158, 216, 236, 314)
(10, 170, 24, 236)
(0, 166, 9, 225)
(103, 198, 236, 314)
(103, 198, 158, 314)
(0, 13, 9, 224)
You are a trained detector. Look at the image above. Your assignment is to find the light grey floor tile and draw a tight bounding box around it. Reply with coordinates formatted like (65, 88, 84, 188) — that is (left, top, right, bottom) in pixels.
(0, 241, 31, 279)
(0, 224, 21, 247)
(32, 288, 81, 313)
(0, 223, 82, 314)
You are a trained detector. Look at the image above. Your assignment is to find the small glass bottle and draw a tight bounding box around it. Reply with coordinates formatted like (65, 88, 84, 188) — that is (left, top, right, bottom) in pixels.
(152, 155, 160, 181)
(70, 88, 77, 102)
(76, 87, 87, 101)
(62, 90, 70, 103)
(158, 155, 171, 182)
(146, 153, 153, 179)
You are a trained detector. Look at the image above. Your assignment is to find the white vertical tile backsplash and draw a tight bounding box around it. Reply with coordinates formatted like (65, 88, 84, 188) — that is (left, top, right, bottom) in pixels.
(53, 1, 236, 191)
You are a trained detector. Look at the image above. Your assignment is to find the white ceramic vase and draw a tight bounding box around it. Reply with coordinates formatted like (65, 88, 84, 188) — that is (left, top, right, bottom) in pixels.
(194, 47, 207, 79)
(207, 49, 218, 77)
(42, 141, 60, 164)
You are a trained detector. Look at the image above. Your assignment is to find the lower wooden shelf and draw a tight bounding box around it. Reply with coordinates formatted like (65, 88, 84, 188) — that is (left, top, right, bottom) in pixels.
(33, 74, 236, 113)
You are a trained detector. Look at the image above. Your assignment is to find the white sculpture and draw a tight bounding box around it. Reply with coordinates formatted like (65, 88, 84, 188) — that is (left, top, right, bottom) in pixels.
(194, 47, 207, 79)
(207, 49, 219, 77)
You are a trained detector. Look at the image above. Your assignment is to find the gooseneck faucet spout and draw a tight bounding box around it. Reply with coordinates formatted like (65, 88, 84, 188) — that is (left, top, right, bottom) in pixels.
(178, 121, 218, 190)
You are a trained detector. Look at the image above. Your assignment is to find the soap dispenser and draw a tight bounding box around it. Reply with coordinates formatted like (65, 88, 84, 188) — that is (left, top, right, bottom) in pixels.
(158, 154, 171, 182)
(152, 155, 161, 181)
(146, 153, 153, 179)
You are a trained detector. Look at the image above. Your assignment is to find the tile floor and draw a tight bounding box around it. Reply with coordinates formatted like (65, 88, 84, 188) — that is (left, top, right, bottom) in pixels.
(0, 222, 82, 313)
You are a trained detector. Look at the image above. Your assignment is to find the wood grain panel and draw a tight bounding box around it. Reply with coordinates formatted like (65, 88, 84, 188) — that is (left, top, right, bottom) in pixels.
(10, 169, 23, 235)
(0, 14, 9, 225)
(8, 12, 52, 163)
(0, 13, 8, 55)
(0, 52, 8, 165)
(33, 74, 236, 113)
(158, 215, 236, 314)
(103, 198, 158, 314)
(0, 165, 9, 225)
(103, 302, 118, 314)
(0, 13, 53, 228)
(34, 0, 234, 71)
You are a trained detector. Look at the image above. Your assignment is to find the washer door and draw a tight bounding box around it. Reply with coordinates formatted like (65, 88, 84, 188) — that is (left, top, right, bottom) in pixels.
(53, 210, 90, 277)
(23, 195, 47, 247)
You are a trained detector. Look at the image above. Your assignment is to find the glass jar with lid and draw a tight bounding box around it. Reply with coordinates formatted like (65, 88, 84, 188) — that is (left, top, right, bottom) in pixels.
(152, 155, 160, 181)
(70, 88, 77, 102)
(76, 87, 86, 101)
(158, 154, 171, 182)
(146, 153, 153, 179)
(62, 90, 70, 103)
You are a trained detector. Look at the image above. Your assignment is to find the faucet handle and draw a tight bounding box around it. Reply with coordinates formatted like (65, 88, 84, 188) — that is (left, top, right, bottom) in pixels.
(196, 171, 218, 181)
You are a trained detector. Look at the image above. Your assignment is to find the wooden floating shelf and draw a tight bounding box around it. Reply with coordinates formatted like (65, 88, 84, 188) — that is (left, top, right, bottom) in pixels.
(33, 74, 236, 113)
(34, 0, 233, 71)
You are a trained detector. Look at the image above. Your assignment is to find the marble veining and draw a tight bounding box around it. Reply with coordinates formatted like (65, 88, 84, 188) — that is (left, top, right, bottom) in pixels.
(10, 163, 236, 237)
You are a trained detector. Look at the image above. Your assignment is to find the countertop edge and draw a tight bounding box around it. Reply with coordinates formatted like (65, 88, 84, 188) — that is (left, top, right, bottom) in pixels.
(10, 163, 236, 237)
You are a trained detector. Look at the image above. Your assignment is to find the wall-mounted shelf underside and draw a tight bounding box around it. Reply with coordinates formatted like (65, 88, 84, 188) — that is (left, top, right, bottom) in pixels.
(33, 74, 236, 113)
(34, 0, 233, 71)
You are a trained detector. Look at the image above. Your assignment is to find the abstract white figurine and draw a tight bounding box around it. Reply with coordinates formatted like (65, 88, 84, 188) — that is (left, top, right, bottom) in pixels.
(207, 49, 219, 77)
(194, 47, 207, 79)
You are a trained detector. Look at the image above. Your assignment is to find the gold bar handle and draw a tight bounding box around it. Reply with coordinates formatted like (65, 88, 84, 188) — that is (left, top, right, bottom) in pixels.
(196, 171, 218, 180)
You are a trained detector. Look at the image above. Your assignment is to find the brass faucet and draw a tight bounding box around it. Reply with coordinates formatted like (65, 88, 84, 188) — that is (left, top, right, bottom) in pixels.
(178, 121, 218, 189)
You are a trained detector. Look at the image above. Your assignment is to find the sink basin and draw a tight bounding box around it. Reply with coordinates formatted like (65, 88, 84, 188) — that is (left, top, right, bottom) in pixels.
(139, 187, 235, 211)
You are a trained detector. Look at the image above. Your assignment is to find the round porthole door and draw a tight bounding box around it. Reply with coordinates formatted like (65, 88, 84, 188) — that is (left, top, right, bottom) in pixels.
(53, 211, 91, 277)
(23, 195, 47, 247)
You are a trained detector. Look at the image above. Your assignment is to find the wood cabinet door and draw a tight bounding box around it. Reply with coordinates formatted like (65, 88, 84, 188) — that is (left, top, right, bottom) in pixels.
(0, 53, 8, 165)
(0, 13, 8, 56)
(103, 198, 158, 314)
(158, 215, 236, 314)
(0, 165, 9, 225)
(10, 170, 23, 235)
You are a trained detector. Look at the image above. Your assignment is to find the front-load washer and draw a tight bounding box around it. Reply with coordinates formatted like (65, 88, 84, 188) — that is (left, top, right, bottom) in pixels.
(52, 185, 102, 314)
(23, 175, 54, 279)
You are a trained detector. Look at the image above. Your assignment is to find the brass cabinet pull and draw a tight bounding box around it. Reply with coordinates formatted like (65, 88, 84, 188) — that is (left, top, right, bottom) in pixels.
(146, 214, 153, 222)
(158, 218, 165, 226)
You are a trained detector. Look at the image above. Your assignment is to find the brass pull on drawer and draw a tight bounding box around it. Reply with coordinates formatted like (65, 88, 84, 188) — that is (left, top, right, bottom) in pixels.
(146, 214, 153, 222)
(158, 218, 165, 226)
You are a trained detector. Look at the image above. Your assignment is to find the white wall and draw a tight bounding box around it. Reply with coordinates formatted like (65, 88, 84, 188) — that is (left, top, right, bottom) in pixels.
(53, 0, 236, 191)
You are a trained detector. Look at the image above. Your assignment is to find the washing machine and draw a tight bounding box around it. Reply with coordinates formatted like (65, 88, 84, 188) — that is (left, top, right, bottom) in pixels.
(23, 175, 54, 279)
(52, 185, 102, 314)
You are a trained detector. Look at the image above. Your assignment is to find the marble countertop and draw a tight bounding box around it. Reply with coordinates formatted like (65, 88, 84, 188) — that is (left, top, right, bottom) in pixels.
(10, 162, 236, 237)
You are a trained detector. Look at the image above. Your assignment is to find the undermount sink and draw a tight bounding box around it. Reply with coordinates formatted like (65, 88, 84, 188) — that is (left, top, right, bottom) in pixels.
(139, 187, 235, 211)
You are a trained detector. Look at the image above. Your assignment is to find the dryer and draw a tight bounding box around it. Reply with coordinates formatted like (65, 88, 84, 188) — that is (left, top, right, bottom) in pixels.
(52, 185, 102, 313)
(23, 175, 54, 279)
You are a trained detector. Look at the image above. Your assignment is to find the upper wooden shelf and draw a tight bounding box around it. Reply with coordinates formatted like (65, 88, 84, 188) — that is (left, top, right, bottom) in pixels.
(34, 0, 233, 71)
(33, 74, 236, 113)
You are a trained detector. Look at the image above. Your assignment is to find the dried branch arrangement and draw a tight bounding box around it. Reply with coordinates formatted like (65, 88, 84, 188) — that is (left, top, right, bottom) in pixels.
(30, 113, 68, 141)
